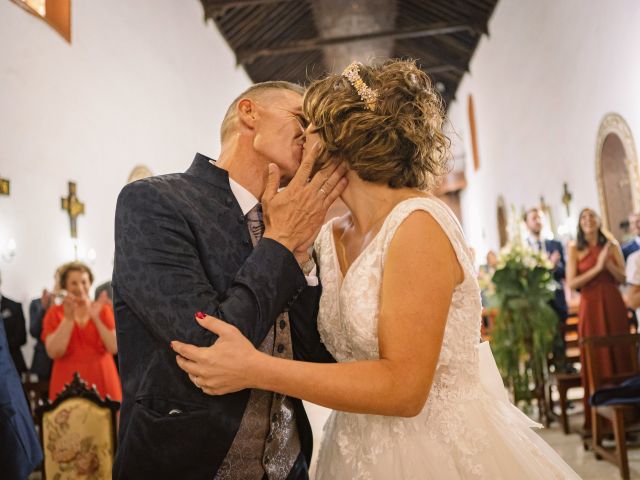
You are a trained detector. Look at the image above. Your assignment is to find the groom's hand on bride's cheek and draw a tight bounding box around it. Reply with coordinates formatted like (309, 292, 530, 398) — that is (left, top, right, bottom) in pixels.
(262, 157, 347, 253)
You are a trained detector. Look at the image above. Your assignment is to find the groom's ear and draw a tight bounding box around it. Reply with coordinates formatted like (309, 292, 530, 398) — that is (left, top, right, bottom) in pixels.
(237, 98, 258, 130)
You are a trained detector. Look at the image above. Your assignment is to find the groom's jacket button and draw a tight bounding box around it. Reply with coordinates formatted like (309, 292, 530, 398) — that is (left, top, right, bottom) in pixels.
(237, 214, 245, 224)
(276, 344, 285, 354)
(225, 197, 233, 206)
(279, 319, 286, 330)
(242, 238, 250, 246)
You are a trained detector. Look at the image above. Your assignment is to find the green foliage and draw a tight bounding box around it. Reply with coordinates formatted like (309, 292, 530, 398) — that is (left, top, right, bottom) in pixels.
(489, 244, 559, 406)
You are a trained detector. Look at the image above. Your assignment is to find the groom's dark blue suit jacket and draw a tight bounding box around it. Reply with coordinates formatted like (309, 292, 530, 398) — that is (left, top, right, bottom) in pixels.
(112, 154, 333, 479)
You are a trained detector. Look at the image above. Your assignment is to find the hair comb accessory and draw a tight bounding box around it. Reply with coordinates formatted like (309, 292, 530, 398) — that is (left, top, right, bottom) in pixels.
(342, 62, 378, 111)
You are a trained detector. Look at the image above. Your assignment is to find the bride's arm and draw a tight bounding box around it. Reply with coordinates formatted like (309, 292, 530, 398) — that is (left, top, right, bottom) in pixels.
(173, 211, 461, 417)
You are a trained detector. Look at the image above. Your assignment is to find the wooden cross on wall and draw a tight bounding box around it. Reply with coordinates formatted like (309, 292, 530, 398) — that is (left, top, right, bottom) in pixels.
(0, 175, 9, 195)
(61, 181, 85, 238)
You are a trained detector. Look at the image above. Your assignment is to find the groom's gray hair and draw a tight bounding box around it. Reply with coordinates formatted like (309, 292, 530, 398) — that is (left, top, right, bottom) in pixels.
(220, 81, 305, 143)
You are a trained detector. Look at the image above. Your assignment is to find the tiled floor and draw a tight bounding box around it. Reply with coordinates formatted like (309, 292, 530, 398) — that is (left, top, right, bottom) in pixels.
(304, 401, 640, 479)
(536, 414, 640, 479)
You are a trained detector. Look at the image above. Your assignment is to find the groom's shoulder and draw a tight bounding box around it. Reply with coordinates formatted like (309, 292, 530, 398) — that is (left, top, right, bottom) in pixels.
(116, 172, 189, 209)
(120, 172, 190, 195)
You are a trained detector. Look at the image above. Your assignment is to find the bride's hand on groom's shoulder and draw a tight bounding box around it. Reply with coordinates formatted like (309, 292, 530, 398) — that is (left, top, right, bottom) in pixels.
(171, 314, 261, 395)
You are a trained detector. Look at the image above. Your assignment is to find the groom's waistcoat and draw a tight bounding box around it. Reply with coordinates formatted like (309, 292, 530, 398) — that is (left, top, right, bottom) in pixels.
(215, 207, 300, 480)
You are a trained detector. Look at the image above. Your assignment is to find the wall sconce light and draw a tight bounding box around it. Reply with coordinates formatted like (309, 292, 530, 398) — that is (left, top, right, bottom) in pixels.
(1, 238, 16, 262)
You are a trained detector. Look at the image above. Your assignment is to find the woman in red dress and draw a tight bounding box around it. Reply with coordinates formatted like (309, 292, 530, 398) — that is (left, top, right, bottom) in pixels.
(567, 208, 628, 431)
(42, 262, 121, 402)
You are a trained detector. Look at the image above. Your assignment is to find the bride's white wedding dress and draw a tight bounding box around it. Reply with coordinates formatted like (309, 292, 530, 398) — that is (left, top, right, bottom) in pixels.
(312, 197, 580, 479)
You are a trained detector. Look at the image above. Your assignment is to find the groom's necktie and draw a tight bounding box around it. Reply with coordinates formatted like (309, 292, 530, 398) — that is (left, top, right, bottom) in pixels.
(215, 201, 300, 480)
(246, 203, 265, 246)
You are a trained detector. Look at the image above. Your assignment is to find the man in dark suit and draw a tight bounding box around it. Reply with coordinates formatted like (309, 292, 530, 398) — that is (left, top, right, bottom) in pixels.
(524, 208, 570, 371)
(113, 81, 346, 479)
(0, 317, 43, 478)
(622, 212, 640, 261)
(29, 288, 54, 380)
(0, 272, 28, 376)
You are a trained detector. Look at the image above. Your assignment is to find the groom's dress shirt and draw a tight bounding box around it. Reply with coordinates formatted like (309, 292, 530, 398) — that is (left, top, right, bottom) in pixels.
(226, 172, 318, 286)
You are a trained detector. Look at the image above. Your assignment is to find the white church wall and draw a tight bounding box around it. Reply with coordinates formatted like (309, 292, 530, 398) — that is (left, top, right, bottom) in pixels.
(447, 0, 640, 261)
(0, 0, 251, 361)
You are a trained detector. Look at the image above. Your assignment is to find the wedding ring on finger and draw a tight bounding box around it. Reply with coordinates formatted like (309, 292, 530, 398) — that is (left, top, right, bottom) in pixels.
(319, 186, 328, 196)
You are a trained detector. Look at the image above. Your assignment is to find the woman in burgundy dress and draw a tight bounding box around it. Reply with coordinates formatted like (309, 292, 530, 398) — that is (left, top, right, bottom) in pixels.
(566, 208, 628, 431)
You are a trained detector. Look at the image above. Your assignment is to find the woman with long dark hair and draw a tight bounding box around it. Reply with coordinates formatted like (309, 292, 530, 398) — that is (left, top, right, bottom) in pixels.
(566, 207, 628, 432)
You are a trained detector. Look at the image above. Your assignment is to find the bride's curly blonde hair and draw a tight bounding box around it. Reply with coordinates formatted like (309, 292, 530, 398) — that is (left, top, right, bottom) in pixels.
(303, 59, 451, 190)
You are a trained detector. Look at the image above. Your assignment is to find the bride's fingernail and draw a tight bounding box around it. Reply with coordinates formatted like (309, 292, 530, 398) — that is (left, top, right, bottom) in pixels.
(195, 312, 206, 319)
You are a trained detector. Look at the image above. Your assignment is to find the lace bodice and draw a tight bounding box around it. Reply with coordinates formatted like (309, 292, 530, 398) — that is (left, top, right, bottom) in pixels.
(314, 196, 487, 477)
(315, 196, 482, 378)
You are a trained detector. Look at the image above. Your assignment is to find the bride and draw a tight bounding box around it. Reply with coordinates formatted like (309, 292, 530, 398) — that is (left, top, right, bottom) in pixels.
(172, 60, 580, 479)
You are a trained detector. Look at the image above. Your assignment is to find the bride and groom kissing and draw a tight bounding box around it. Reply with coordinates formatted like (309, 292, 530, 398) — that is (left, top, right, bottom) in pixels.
(112, 60, 579, 479)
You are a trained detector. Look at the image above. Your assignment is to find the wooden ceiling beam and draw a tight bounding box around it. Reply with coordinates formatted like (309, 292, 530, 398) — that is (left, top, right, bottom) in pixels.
(204, 0, 297, 18)
(237, 23, 477, 65)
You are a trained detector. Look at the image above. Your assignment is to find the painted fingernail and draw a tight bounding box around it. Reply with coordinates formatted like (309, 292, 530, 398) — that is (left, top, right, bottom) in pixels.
(195, 311, 206, 319)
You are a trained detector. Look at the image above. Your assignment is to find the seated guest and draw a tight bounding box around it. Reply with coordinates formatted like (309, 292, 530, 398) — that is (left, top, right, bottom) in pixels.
(567, 208, 629, 431)
(42, 262, 121, 402)
(28, 265, 65, 381)
(0, 271, 28, 375)
(0, 316, 42, 479)
(523, 207, 569, 370)
(621, 211, 640, 260)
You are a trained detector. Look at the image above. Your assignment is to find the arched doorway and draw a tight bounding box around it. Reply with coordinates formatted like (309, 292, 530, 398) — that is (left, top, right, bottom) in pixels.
(596, 113, 639, 241)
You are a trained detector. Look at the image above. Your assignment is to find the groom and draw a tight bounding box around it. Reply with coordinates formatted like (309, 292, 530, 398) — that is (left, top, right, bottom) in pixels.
(112, 81, 343, 479)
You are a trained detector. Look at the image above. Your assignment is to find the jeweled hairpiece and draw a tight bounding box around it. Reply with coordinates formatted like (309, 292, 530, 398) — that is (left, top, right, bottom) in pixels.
(342, 62, 378, 111)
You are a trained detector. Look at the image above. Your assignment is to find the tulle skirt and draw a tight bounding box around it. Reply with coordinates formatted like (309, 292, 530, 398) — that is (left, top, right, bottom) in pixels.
(314, 343, 580, 480)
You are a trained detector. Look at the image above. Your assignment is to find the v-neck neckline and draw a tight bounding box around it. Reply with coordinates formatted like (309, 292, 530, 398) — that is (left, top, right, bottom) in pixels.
(329, 197, 428, 286)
